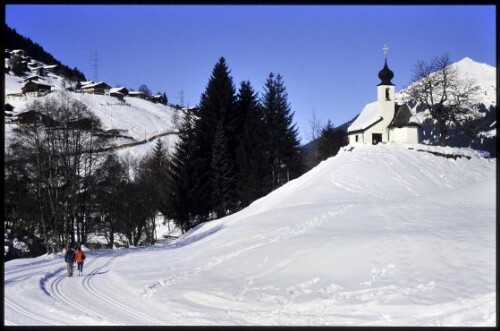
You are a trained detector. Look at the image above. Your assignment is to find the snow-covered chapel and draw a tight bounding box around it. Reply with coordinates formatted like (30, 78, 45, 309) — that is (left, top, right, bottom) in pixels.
(347, 46, 419, 145)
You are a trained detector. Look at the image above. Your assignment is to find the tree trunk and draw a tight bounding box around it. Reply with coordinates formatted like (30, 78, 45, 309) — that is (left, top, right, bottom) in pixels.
(439, 120, 448, 147)
(110, 223, 114, 249)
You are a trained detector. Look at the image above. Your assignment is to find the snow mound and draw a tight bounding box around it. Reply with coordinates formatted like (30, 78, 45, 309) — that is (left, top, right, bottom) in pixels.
(119, 143, 494, 326)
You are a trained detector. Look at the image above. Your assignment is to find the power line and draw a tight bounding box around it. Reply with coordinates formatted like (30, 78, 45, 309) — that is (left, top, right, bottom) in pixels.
(90, 51, 99, 82)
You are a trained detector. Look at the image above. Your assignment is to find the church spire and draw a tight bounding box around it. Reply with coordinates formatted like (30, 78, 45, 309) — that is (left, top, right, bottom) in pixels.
(378, 43, 394, 86)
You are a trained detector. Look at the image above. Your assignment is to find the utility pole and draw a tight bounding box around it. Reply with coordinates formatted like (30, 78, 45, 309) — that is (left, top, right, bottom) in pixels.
(90, 51, 99, 82)
(178, 88, 185, 108)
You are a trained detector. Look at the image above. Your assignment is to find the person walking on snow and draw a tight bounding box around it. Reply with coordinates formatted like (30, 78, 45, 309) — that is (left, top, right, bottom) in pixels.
(75, 246, 86, 276)
(64, 245, 76, 277)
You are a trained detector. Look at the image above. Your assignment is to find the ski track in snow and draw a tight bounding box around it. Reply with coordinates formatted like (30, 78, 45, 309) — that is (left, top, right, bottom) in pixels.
(4, 261, 66, 326)
(48, 256, 116, 324)
(81, 255, 165, 325)
(5, 251, 166, 325)
(140, 204, 353, 297)
(4, 297, 65, 326)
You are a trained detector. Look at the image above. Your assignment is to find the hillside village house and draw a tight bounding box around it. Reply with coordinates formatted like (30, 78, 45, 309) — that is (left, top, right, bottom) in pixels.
(347, 46, 419, 145)
(110, 87, 129, 99)
(21, 81, 52, 97)
(128, 91, 147, 99)
(24, 75, 45, 83)
(149, 94, 165, 104)
(81, 81, 111, 95)
(29, 66, 46, 76)
(43, 64, 58, 74)
(11, 49, 25, 57)
(16, 110, 57, 127)
(5, 103, 14, 114)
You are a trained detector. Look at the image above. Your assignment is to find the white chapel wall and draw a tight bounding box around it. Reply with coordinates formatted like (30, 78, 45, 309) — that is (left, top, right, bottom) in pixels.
(389, 127, 419, 144)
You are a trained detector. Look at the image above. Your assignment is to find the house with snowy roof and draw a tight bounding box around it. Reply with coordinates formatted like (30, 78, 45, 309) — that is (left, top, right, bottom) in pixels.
(30, 66, 47, 77)
(24, 75, 45, 83)
(109, 86, 129, 98)
(81, 81, 111, 95)
(43, 64, 58, 73)
(22, 81, 52, 97)
(347, 46, 419, 145)
(128, 90, 148, 99)
(148, 94, 165, 104)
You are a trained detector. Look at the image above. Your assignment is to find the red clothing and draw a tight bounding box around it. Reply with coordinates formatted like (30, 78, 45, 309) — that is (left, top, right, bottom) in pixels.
(75, 250, 86, 263)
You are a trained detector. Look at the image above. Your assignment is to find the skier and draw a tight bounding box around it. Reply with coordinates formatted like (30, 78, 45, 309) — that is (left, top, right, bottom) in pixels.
(75, 246, 86, 277)
(64, 245, 76, 277)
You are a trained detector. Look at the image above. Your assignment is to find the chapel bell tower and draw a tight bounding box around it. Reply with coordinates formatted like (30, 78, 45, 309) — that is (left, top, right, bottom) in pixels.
(377, 44, 395, 139)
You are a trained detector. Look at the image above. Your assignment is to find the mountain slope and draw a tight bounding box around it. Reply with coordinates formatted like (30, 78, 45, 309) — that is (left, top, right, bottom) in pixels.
(5, 24, 86, 82)
(5, 143, 495, 326)
(396, 57, 496, 155)
(397, 57, 496, 109)
(5, 72, 182, 159)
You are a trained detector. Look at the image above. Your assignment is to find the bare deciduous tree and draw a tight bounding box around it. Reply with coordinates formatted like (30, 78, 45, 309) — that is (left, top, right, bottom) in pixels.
(308, 108, 322, 166)
(9, 93, 106, 252)
(407, 53, 481, 146)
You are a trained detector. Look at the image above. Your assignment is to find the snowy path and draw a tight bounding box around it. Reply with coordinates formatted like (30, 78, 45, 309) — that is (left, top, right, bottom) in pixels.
(4, 250, 169, 325)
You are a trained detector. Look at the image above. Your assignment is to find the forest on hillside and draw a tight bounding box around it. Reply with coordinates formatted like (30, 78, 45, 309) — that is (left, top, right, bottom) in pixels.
(4, 56, 347, 260)
(5, 24, 87, 82)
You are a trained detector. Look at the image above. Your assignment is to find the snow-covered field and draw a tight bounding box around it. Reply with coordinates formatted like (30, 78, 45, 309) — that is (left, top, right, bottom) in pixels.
(4, 143, 496, 326)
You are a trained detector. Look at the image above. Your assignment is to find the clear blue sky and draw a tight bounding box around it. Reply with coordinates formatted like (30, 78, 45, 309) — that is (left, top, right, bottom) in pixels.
(6, 5, 496, 144)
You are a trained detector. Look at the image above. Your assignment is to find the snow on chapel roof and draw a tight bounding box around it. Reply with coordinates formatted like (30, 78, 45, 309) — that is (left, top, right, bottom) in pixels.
(347, 101, 382, 133)
(388, 104, 419, 128)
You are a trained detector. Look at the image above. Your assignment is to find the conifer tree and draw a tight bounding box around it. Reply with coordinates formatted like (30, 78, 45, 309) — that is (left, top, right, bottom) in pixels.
(94, 152, 129, 249)
(316, 120, 348, 161)
(147, 139, 170, 223)
(211, 121, 237, 217)
(261, 73, 303, 189)
(235, 81, 270, 205)
(192, 57, 238, 219)
(167, 110, 198, 232)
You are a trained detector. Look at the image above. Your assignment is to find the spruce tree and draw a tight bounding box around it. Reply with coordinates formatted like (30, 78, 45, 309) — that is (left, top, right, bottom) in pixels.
(166, 110, 198, 232)
(149, 139, 170, 219)
(192, 57, 238, 219)
(235, 81, 270, 205)
(317, 120, 348, 161)
(211, 121, 237, 217)
(261, 73, 303, 189)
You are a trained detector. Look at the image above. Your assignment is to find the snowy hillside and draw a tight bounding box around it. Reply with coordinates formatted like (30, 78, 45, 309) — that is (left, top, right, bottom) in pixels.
(4, 71, 182, 159)
(393, 57, 496, 154)
(396, 57, 496, 130)
(396, 57, 496, 109)
(4, 143, 495, 326)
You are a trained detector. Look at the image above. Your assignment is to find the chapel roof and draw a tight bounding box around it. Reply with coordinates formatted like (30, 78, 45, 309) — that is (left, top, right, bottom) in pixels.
(388, 104, 419, 128)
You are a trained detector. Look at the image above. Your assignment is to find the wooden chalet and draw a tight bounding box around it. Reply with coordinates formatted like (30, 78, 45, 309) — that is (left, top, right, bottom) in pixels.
(81, 81, 112, 95)
(128, 91, 147, 99)
(149, 94, 164, 104)
(22, 81, 52, 97)
(43, 64, 58, 73)
(30, 66, 47, 77)
(16, 111, 58, 127)
(110, 87, 129, 99)
(24, 75, 45, 83)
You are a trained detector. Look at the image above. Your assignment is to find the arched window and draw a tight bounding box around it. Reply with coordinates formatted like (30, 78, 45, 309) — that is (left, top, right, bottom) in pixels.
(385, 88, 390, 101)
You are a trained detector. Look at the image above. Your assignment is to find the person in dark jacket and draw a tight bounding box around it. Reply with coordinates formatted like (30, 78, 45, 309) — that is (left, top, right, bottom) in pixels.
(74, 246, 86, 277)
(64, 245, 76, 277)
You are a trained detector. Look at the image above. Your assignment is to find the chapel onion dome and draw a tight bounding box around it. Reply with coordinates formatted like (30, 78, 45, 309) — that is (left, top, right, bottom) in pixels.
(378, 59, 394, 86)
